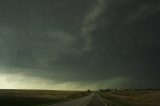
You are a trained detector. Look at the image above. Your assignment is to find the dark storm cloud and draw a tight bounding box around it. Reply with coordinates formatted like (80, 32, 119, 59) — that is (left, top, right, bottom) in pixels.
(88, 0, 160, 88)
(0, 0, 97, 78)
(0, 0, 160, 89)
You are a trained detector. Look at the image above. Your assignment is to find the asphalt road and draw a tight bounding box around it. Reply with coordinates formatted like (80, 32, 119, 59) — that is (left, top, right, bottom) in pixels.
(45, 93, 106, 106)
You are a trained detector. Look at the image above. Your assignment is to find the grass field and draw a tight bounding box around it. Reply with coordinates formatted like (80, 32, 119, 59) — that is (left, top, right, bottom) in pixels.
(0, 89, 85, 106)
(99, 90, 160, 106)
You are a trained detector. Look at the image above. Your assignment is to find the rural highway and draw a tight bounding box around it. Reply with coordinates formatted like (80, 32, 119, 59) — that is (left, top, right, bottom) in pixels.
(43, 93, 107, 106)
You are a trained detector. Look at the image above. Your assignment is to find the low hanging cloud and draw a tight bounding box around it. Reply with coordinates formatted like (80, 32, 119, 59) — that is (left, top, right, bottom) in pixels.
(0, 0, 159, 90)
(0, 71, 129, 90)
(0, 66, 129, 90)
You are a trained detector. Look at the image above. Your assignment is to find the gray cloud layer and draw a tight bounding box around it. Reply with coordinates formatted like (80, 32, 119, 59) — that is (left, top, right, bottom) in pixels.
(0, 0, 160, 89)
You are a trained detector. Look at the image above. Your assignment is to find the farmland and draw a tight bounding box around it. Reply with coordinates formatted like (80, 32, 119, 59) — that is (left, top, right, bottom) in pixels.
(0, 89, 85, 106)
(99, 90, 160, 106)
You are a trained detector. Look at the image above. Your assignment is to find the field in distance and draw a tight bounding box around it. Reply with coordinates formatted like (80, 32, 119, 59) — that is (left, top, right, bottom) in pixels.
(99, 89, 160, 106)
(0, 89, 86, 106)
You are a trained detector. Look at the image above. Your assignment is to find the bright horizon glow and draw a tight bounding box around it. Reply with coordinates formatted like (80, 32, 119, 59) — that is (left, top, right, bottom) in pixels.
(0, 73, 128, 90)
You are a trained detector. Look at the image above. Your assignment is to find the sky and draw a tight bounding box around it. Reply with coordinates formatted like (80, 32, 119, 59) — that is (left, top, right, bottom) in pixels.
(0, 0, 160, 90)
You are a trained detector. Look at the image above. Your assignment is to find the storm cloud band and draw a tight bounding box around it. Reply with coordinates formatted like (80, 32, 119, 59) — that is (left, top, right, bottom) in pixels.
(0, 0, 160, 89)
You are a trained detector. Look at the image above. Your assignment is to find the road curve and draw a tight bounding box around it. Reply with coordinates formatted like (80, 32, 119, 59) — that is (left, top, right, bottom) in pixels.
(44, 93, 106, 106)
